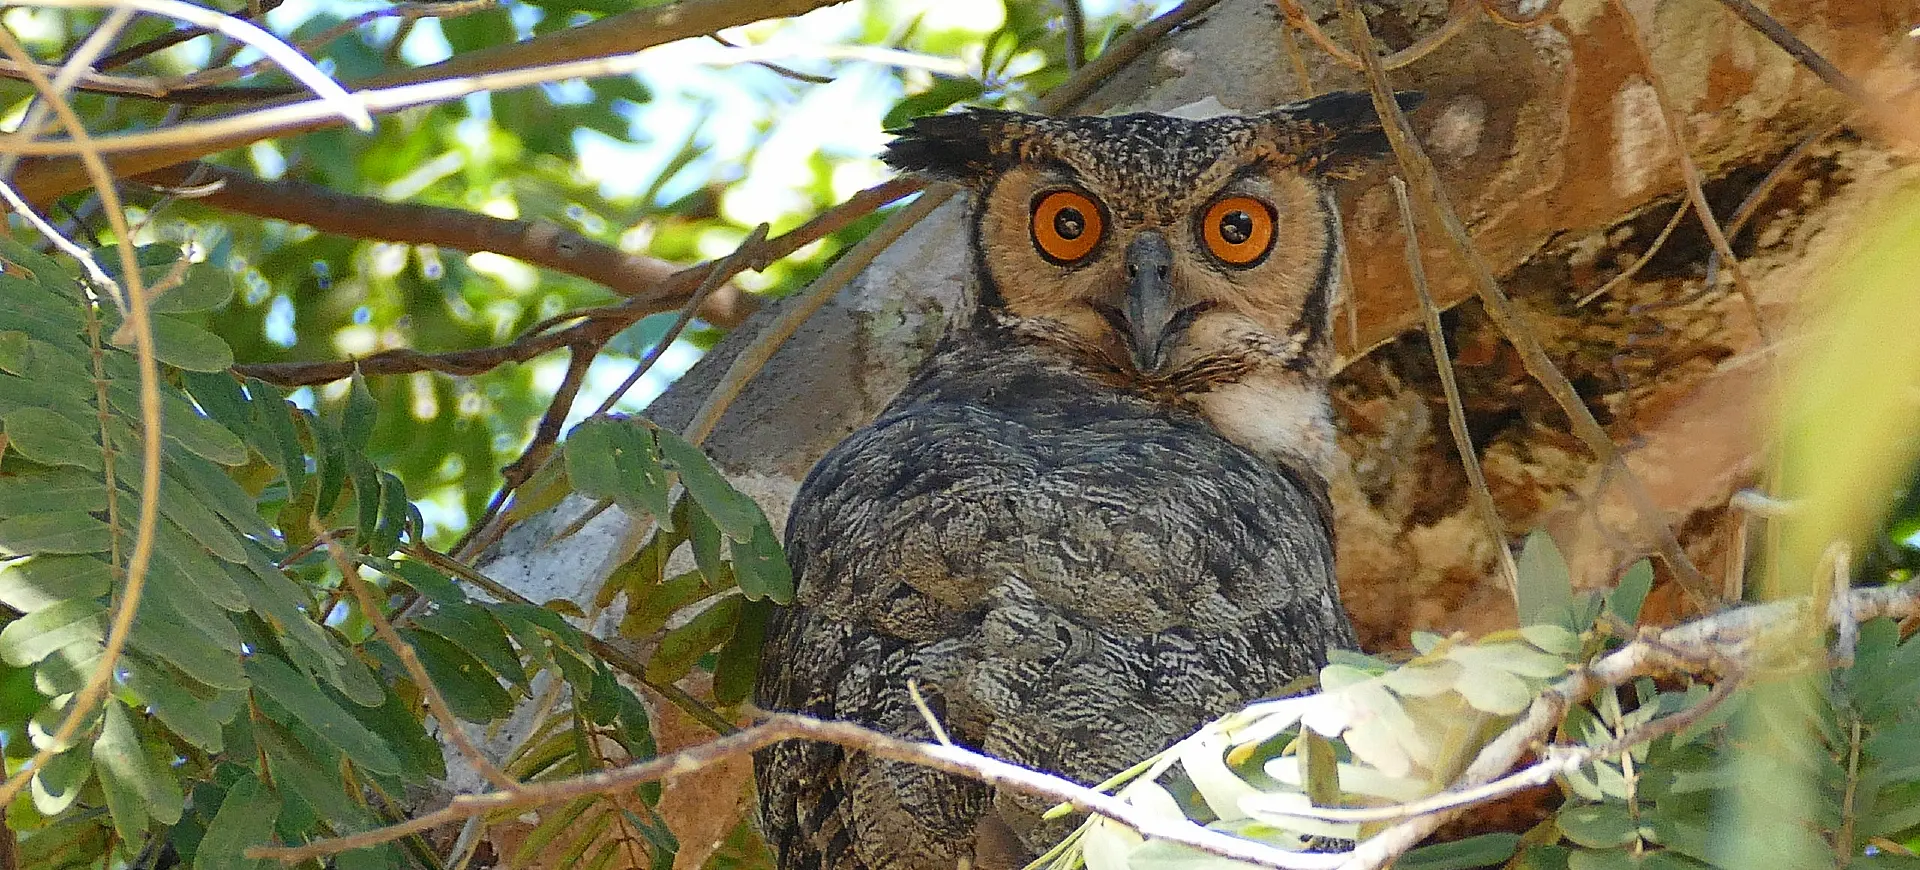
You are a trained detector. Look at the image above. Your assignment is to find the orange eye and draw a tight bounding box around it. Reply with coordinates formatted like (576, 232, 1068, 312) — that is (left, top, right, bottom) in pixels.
(1201, 196, 1276, 267)
(1030, 190, 1104, 264)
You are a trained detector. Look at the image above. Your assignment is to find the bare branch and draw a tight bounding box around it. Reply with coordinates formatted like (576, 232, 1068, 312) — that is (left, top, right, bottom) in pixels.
(229, 177, 918, 387)
(9, 0, 855, 202)
(134, 162, 759, 325)
(314, 522, 522, 793)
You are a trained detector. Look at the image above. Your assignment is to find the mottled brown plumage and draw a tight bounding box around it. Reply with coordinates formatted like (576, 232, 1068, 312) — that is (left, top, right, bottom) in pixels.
(754, 93, 1408, 870)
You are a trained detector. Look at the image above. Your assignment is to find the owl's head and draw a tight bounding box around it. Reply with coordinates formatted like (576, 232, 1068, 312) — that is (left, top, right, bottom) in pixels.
(883, 92, 1412, 400)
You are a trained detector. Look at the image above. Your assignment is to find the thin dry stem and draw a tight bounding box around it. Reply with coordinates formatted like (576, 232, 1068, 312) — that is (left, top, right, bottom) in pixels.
(1603, 0, 1772, 348)
(0, 29, 165, 812)
(315, 521, 522, 792)
(1390, 177, 1519, 602)
(23, 0, 370, 129)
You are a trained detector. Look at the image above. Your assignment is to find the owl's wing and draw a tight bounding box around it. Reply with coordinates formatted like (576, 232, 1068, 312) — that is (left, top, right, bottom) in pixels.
(754, 410, 998, 870)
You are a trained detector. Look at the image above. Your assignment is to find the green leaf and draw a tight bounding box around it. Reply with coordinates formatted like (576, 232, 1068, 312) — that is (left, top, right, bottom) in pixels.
(1516, 530, 1574, 628)
(654, 428, 760, 538)
(1609, 560, 1654, 625)
(395, 628, 515, 722)
(97, 698, 185, 840)
(131, 599, 247, 690)
(1399, 834, 1522, 870)
(1565, 849, 1637, 870)
(619, 570, 705, 639)
(115, 314, 234, 371)
(255, 720, 372, 829)
(1558, 803, 1639, 849)
(373, 471, 408, 553)
(349, 456, 381, 548)
(246, 379, 306, 498)
(646, 594, 742, 685)
(149, 261, 235, 314)
(413, 602, 528, 690)
(245, 655, 401, 775)
(124, 656, 240, 753)
(193, 768, 280, 870)
(2, 407, 101, 471)
(686, 499, 725, 585)
(566, 418, 675, 526)
(343, 368, 376, 454)
(0, 597, 104, 666)
(883, 76, 986, 129)
(29, 744, 91, 816)
(0, 510, 112, 556)
(0, 468, 108, 516)
(382, 559, 464, 607)
(729, 517, 793, 604)
(167, 450, 278, 544)
(0, 329, 27, 374)
(180, 370, 253, 436)
(0, 554, 110, 612)
(713, 599, 768, 706)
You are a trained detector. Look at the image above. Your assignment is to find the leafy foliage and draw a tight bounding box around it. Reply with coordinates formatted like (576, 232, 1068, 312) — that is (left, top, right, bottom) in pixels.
(0, 240, 760, 867)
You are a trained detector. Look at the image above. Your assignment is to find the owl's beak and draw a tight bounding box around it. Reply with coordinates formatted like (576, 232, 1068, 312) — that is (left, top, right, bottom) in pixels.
(1125, 233, 1177, 372)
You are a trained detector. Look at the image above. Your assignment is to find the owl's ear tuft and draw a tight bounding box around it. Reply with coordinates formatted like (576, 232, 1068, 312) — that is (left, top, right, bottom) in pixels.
(882, 109, 1025, 184)
(1271, 90, 1423, 179)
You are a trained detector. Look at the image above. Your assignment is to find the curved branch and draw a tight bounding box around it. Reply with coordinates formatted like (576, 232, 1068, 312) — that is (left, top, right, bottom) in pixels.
(135, 161, 759, 326)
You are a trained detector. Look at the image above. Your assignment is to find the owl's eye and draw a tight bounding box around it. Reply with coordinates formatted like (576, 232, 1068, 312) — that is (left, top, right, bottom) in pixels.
(1201, 196, 1276, 267)
(1031, 190, 1104, 264)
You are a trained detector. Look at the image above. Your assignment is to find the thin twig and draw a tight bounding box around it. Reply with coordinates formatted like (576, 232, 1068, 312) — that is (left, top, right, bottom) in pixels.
(0, 28, 166, 812)
(1060, 0, 1087, 71)
(1275, 0, 1477, 72)
(251, 713, 1350, 869)
(232, 178, 917, 387)
(1705, 121, 1842, 287)
(1604, 0, 1772, 348)
(681, 192, 951, 445)
(1390, 177, 1518, 602)
(1, 43, 976, 158)
(93, 0, 284, 70)
(1336, 0, 1714, 607)
(1575, 201, 1689, 308)
(23, 0, 370, 130)
(595, 224, 771, 420)
(316, 520, 521, 792)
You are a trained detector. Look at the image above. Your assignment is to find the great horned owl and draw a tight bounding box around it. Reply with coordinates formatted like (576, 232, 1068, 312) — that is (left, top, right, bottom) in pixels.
(754, 92, 1408, 870)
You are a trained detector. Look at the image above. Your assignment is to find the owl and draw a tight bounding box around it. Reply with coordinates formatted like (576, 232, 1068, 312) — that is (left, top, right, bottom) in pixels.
(754, 91, 1411, 870)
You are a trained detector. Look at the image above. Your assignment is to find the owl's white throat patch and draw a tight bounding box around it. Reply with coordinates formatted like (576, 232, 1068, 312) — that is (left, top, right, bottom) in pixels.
(1191, 374, 1337, 481)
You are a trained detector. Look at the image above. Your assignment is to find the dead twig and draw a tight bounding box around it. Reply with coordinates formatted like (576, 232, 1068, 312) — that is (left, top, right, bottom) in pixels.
(314, 521, 522, 793)
(1390, 177, 1519, 602)
(1275, 0, 1477, 72)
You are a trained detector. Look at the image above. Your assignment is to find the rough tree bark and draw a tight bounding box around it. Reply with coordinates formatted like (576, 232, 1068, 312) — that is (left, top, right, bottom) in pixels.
(472, 0, 1920, 861)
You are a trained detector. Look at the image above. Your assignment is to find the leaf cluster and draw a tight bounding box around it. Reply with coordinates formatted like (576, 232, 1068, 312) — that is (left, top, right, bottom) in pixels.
(0, 241, 682, 868)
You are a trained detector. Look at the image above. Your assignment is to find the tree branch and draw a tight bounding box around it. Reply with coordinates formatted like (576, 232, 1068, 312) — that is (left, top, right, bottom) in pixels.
(12, 0, 854, 203)
(229, 177, 918, 386)
(135, 161, 759, 326)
